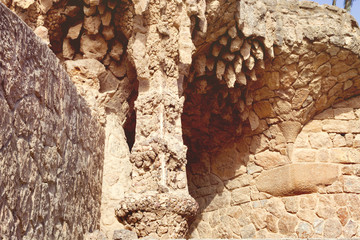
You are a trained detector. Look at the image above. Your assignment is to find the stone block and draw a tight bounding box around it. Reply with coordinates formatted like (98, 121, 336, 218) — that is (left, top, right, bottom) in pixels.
(343, 220, 358, 238)
(253, 101, 275, 119)
(279, 121, 302, 143)
(266, 214, 278, 233)
(80, 34, 108, 60)
(204, 192, 231, 212)
(337, 207, 350, 226)
(330, 148, 360, 163)
(113, 229, 138, 240)
(334, 107, 356, 120)
(251, 208, 267, 229)
(256, 163, 339, 196)
(316, 148, 330, 162)
(224, 174, 251, 190)
(282, 197, 299, 214)
(296, 221, 313, 238)
(294, 132, 310, 148)
(278, 214, 298, 235)
(308, 132, 332, 149)
(333, 134, 346, 147)
(292, 88, 310, 110)
(313, 108, 334, 120)
(322, 119, 349, 133)
(349, 120, 360, 133)
(240, 224, 256, 238)
(84, 15, 102, 35)
(323, 218, 342, 238)
(292, 149, 316, 162)
(296, 209, 318, 223)
(67, 22, 83, 40)
(254, 150, 288, 169)
(344, 176, 360, 193)
(231, 187, 251, 205)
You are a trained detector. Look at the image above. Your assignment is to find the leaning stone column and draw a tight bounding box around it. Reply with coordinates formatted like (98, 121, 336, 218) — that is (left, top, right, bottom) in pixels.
(115, 0, 199, 238)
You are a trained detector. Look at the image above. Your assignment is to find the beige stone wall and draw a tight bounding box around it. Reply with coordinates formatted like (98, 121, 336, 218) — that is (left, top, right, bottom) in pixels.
(185, 1, 360, 237)
(0, 4, 104, 239)
(100, 114, 132, 237)
(4, 0, 360, 238)
(187, 96, 360, 238)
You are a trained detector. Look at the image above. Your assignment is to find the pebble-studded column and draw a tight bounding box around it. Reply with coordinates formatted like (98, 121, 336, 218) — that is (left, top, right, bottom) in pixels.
(115, 0, 199, 238)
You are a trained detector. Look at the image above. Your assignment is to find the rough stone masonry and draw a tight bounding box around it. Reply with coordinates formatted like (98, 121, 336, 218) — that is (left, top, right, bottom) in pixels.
(2, 0, 360, 239)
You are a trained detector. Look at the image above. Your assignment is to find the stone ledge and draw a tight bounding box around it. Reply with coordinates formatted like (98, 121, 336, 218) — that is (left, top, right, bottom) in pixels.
(255, 163, 340, 196)
(116, 193, 198, 218)
(115, 193, 198, 238)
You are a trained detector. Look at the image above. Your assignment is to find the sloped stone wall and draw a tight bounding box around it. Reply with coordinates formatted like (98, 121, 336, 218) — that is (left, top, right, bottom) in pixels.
(0, 3, 104, 239)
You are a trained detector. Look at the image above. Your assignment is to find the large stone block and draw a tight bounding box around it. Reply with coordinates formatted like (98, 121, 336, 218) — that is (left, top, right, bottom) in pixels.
(256, 163, 340, 196)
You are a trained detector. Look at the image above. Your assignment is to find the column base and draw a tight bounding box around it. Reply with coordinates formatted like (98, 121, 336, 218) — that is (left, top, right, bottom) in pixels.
(115, 193, 198, 238)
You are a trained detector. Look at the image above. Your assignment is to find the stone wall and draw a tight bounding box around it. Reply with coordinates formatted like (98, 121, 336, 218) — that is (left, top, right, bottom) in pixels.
(0, 3, 105, 239)
(187, 95, 360, 238)
(3, 0, 360, 239)
(185, 1, 360, 238)
(0, 0, 138, 237)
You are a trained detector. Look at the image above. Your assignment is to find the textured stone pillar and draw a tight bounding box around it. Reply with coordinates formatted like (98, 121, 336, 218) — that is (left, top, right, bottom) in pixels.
(115, 0, 199, 238)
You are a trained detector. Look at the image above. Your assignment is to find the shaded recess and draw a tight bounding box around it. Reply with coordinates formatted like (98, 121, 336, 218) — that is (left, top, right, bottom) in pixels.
(123, 80, 138, 151)
(41, 0, 139, 151)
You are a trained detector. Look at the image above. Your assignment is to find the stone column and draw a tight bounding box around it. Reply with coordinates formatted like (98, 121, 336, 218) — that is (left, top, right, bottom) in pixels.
(115, 0, 199, 238)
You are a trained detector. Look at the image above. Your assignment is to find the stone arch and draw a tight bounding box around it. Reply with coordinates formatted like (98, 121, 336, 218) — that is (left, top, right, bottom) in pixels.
(184, 0, 360, 238)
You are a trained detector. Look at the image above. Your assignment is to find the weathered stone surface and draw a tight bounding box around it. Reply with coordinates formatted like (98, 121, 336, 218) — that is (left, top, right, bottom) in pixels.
(67, 22, 83, 40)
(113, 229, 138, 240)
(63, 38, 75, 59)
(323, 218, 342, 238)
(256, 163, 339, 196)
(308, 132, 332, 149)
(0, 5, 105, 239)
(84, 230, 108, 240)
(254, 150, 287, 169)
(80, 34, 108, 60)
(110, 41, 124, 61)
(5, 0, 360, 238)
(34, 25, 50, 44)
(231, 187, 251, 205)
(84, 15, 101, 35)
(211, 144, 247, 180)
(296, 221, 313, 238)
(279, 121, 302, 143)
(278, 214, 298, 235)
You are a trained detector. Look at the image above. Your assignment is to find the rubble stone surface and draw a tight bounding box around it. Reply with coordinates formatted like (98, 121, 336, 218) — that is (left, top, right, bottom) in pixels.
(0, 4, 105, 239)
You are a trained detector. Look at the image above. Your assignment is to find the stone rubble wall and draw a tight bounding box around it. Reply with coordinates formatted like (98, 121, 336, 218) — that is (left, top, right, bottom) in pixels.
(0, 3, 105, 239)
